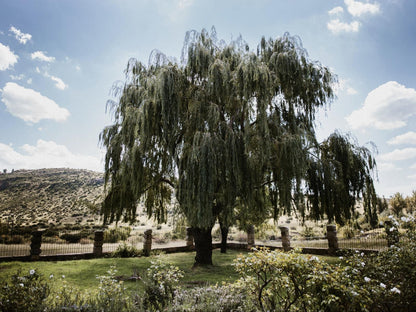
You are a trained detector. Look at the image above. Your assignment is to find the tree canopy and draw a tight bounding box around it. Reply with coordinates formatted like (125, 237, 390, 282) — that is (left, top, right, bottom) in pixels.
(100, 28, 377, 265)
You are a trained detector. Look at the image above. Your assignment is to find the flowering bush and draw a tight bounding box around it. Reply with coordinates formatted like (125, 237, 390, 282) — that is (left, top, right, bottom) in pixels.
(168, 284, 252, 312)
(233, 248, 373, 312)
(0, 269, 49, 312)
(360, 215, 416, 311)
(142, 259, 184, 311)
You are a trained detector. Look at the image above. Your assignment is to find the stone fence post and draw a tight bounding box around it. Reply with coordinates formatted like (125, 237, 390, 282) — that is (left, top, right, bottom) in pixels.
(327, 224, 338, 255)
(186, 227, 194, 249)
(30, 230, 43, 260)
(143, 229, 152, 256)
(247, 225, 255, 249)
(280, 226, 291, 251)
(93, 230, 104, 256)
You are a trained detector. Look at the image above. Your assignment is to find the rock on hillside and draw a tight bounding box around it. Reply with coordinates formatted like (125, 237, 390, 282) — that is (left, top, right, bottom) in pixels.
(0, 168, 104, 227)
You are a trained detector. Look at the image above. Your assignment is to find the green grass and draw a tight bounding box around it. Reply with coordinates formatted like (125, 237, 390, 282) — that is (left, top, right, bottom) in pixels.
(0, 249, 244, 292)
(0, 249, 340, 293)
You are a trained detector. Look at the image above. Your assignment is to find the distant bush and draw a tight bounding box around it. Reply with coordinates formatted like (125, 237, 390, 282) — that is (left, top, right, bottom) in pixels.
(1, 234, 27, 244)
(111, 242, 141, 258)
(103, 227, 131, 243)
(60, 233, 82, 243)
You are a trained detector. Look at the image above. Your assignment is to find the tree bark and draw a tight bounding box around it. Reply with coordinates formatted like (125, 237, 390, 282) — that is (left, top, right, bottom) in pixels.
(192, 227, 213, 266)
(219, 222, 228, 253)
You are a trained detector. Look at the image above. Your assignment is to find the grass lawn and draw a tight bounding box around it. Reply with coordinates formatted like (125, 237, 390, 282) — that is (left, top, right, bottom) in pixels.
(0, 249, 340, 293)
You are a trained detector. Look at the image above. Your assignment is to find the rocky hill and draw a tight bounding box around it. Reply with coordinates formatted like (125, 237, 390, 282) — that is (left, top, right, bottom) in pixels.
(0, 168, 105, 227)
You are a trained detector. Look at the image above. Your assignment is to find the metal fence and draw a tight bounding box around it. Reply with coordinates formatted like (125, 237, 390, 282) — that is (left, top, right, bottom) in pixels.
(0, 229, 390, 259)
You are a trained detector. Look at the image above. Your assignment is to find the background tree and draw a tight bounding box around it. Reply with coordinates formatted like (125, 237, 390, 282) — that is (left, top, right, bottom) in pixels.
(390, 192, 406, 216)
(100, 28, 377, 266)
(406, 190, 416, 214)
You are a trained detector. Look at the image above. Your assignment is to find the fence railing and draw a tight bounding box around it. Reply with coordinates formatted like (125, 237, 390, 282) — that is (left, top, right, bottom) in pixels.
(0, 225, 392, 260)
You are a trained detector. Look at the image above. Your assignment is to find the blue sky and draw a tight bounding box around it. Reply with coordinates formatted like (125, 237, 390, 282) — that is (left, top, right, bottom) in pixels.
(0, 0, 415, 197)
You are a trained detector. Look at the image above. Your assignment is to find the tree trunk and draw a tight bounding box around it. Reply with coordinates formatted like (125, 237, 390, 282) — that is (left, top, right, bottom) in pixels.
(192, 227, 213, 266)
(219, 222, 228, 253)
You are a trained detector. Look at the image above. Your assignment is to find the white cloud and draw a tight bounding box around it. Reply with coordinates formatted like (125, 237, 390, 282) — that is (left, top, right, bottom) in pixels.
(346, 81, 416, 130)
(347, 87, 358, 95)
(0, 140, 102, 172)
(31, 51, 55, 63)
(334, 78, 358, 95)
(344, 0, 381, 17)
(75, 65, 81, 72)
(9, 26, 32, 44)
(44, 71, 67, 90)
(50, 76, 67, 90)
(27, 78, 32, 84)
(377, 162, 401, 171)
(0, 43, 18, 70)
(388, 131, 416, 145)
(36, 68, 68, 90)
(1, 82, 70, 123)
(178, 0, 194, 9)
(10, 74, 25, 81)
(408, 174, 416, 180)
(327, 19, 360, 34)
(411, 163, 416, 169)
(329, 6, 344, 15)
(379, 147, 416, 161)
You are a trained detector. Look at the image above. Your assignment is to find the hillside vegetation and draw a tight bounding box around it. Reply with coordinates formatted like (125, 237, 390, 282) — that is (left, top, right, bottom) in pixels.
(0, 168, 104, 227)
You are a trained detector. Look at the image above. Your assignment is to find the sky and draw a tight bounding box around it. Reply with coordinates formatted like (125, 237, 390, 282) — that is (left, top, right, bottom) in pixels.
(0, 0, 415, 197)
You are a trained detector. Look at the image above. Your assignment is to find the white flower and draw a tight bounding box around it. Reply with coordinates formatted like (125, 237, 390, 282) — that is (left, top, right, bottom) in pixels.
(401, 216, 407, 222)
(361, 262, 366, 267)
(360, 252, 364, 257)
(339, 256, 344, 260)
(389, 227, 395, 232)
(19, 283, 24, 287)
(388, 215, 394, 219)
(390, 287, 401, 294)
(364, 277, 371, 282)
(62, 275, 65, 279)
(380, 283, 386, 288)
(29, 269, 35, 275)
(49, 274, 54, 279)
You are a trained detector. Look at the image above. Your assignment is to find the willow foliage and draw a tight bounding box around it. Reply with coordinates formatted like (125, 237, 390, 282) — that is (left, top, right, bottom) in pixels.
(100, 28, 376, 228)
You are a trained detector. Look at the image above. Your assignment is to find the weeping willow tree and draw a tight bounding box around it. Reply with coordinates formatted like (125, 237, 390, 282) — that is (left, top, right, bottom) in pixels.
(100, 28, 377, 265)
(306, 132, 378, 227)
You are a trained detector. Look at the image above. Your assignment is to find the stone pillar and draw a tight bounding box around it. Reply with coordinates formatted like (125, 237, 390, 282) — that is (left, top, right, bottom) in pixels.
(186, 227, 194, 249)
(327, 224, 338, 255)
(30, 230, 43, 260)
(247, 225, 255, 250)
(280, 226, 291, 251)
(143, 229, 152, 256)
(93, 230, 104, 256)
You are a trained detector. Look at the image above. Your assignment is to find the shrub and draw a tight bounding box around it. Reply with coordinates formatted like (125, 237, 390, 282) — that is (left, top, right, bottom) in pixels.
(339, 224, 355, 238)
(360, 215, 416, 311)
(233, 248, 373, 311)
(142, 259, 184, 311)
(103, 227, 131, 243)
(301, 225, 316, 238)
(0, 269, 49, 312)
(111, 242, 142, 258)
(60, 233, 82, 243)
(1, 234, 27, 244)
(93, 266, 132, 312)
(169, 284, 251, 312)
